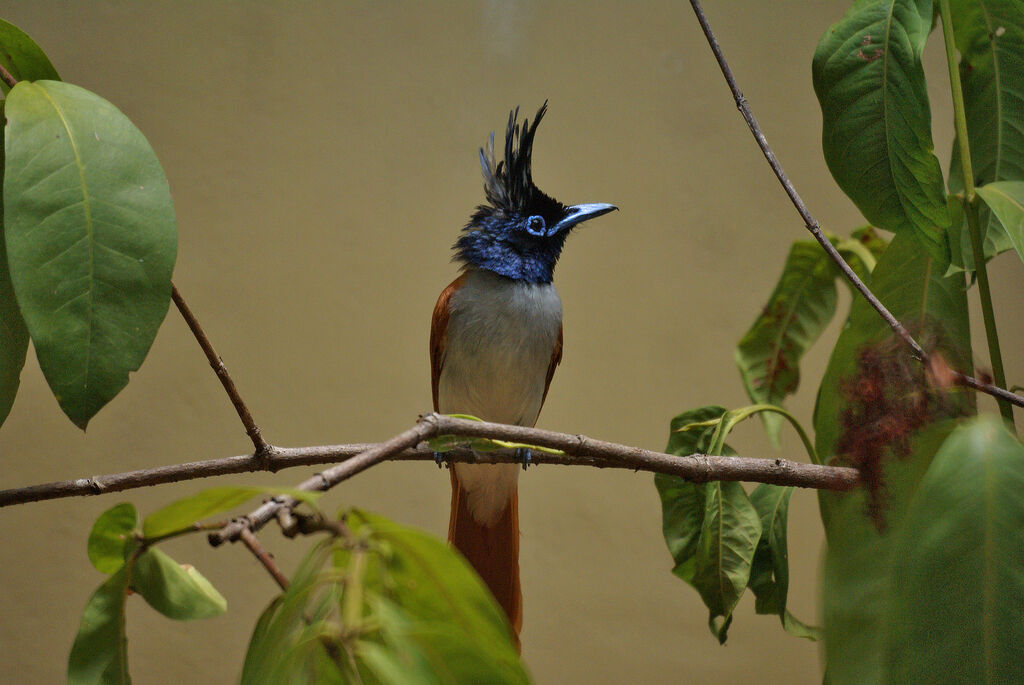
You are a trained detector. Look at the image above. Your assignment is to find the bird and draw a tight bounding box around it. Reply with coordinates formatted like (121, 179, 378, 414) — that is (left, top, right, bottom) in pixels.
(429, 103, 616, 648)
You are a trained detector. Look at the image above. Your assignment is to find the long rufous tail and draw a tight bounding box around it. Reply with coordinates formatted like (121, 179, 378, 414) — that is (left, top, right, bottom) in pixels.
(447, 468, 522, 649)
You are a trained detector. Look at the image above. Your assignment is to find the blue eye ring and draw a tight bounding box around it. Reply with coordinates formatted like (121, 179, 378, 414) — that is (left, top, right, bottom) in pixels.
(525, 215, 546, 236)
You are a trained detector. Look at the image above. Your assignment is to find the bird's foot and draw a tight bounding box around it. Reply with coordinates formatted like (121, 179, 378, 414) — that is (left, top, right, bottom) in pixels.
(516, 447, 532, 470)
(433, 451, 449, 469)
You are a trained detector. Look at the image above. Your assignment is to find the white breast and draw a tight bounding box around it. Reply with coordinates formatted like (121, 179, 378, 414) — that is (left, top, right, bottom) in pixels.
(438, 269, 562, 522)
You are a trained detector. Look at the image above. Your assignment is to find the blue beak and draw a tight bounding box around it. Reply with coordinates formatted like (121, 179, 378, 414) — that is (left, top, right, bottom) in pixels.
(548, 203, 618, 236)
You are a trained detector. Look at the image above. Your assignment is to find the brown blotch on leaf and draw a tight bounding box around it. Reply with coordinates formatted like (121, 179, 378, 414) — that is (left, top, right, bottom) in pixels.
(835, 328, 967, 530)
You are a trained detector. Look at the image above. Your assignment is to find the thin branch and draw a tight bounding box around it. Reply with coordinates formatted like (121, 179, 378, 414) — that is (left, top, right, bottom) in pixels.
(686, 0, 1024, 410)
(239, 528, 290, 591)
(207, 414, 860, 546)
(171, 283, 269, 453)
(0, 62, 18, 90)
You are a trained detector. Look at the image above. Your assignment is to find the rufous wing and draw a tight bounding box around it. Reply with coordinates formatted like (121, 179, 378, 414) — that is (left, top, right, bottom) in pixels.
(430, 273, 468, 412)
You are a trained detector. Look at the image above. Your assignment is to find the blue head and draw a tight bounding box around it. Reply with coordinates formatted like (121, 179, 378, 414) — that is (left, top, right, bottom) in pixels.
(453, 103, 617, 284)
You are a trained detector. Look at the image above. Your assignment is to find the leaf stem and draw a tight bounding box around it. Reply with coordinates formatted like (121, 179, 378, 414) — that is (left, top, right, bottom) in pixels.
(938, 0, 1014, 425)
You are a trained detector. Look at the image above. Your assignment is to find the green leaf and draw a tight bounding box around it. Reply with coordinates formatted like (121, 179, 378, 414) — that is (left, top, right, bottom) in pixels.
(821, 421, 959, 685)
(142, 486, 321, 538)
(657, 405, 764, 643)
(0, 18, 60, 94)
(813, 0, 950, 260)
(130, 548, 226, 620)
(0, 107, 30, 428)
(837, 226, 889, 281)
(691, 480, 762, 644)
(87, 503, 138, 574)
(736, 241, 838, 445)
(243, 513, 530, 685)
(813, 228, 972, 684)
(976, 181, 1024, 267)
(352, 510, 528, 681)
(656, 406, 729, 582)
(3, 80, 177, 428)
(885, 416, 1024, 682)
(67, 567, 131, 685)
(747, 484, 820, 640)
(948, 0, 1024, 269)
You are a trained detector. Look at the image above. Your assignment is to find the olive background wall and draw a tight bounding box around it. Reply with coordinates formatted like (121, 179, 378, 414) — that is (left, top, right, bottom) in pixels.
(2, 2, 1021, 683)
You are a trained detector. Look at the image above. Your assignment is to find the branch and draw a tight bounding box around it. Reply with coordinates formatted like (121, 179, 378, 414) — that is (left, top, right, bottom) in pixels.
(0, 62, 17, 90)
(239, 528, 290, 591)
(0, 413, 859, 510)
(206, 414, 859, 546)
(171, 283, 269, 452)
(686, 0, 1024, 410)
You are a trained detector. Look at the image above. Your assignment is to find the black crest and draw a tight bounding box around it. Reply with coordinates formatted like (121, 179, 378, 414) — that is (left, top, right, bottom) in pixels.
(478, 102, 551, 215)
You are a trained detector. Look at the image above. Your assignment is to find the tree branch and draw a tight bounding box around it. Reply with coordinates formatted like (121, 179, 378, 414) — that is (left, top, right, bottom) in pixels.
(686, 0, 1024, 410)
(239, 528, 290, 591)
(0, 414, 859, 510)
(171, 283, 269, 452)
(0, 62, 18, 90)
(207, 414, 859, 546)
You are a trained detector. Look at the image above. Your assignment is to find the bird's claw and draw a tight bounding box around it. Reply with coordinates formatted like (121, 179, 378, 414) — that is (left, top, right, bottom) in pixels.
(516, 447, 532, 470)
(433, 451, 449, 469)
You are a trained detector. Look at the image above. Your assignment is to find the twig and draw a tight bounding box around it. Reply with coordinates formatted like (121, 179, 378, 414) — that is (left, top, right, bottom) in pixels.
(206, 414, 860, 546)
(171, 283, 269, 453)
(685, 0, 1024, 410)
(239, 528, 290, 591)
(0, 417, 861, 510)
(0, 62, 18, 90)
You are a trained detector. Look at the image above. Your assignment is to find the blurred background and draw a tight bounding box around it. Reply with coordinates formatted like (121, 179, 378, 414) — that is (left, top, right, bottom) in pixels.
(2, 1, 1021, 683)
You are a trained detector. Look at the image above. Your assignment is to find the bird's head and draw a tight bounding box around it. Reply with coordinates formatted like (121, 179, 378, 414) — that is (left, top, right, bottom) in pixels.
(453, 103, 617, 283)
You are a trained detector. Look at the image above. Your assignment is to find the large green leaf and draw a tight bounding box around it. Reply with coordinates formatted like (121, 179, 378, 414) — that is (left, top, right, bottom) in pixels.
(976, 181, 1024, 267)
(0, 18, 60, 94)
(948, 0, 1024, 270)
(885, 416, 1024, 682)
(736, 242, 838, 445)
(0, 107, 29, 428)
(87, 502, 138, 575)
(130, 548, 226, 620)
(67, 567, 131, 685)
(243, 512, 530, 685)
(814, 228, 972, 684)
(3, 80, 176, 428)
(813, 0, 949, 260)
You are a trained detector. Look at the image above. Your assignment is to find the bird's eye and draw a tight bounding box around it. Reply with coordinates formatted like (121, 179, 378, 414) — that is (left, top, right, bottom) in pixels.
(525, 215, 546, 236)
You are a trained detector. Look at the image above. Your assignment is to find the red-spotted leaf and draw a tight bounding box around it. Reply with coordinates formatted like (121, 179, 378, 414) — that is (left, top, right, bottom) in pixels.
(736, 241, 838, 445)
(813, 0, 950, 260)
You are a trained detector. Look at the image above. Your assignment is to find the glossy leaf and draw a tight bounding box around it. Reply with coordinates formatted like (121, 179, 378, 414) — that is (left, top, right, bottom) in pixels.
(948, 0, 1024, 269)
(87, 502, 138, 574)
(885, 416, 1024, 682)
(0, 110, 29, 428)
(131, 548, 226, 620)
(3, 80, 177, 428)
(736, 241, 838, 445)
(67, 567, 131, 685)
(976, 181, 1024, 266)
(0, 18, 60, 94)
(813, 0, 949, 259)
(143, 486, 321, 538)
